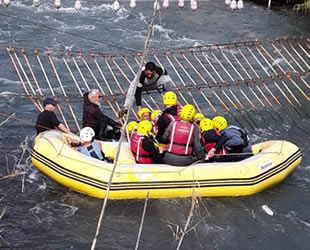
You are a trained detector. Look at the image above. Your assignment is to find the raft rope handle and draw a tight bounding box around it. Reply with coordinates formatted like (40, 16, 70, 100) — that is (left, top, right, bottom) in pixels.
(6, 47, 42, 112)
(34, 49, 69, 129)
(91, 7, 158, 250)
(46, 49, 81, 131)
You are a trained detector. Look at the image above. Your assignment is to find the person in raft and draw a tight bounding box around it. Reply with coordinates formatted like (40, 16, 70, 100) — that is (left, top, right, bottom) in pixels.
(77, 127, 113, 163)
(199, 118, 227, 162)
(156, 91, 181, 142)
(35, 97, 74, 137)
(130, 120, 164, 164)
(119, 61, 173, 117)
(160, 104, 205, 166)
(138, 107, 152, 121)
(82, 89, 121, 141)
(206, 116, 253, 162)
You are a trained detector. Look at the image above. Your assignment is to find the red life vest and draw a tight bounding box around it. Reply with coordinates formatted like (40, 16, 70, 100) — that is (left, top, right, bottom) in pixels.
(130, 133, 153, 164)
(201, 130, 227, 155)
(151, 121, 158, 135)
(166, 121, 195, 155)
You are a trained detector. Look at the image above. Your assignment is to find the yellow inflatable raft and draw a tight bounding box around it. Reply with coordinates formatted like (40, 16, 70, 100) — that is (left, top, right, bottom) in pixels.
(31, 130, 302, 199)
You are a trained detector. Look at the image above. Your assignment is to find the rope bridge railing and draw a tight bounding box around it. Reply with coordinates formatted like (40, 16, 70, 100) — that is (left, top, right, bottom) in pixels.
(6, 37, 310, 132)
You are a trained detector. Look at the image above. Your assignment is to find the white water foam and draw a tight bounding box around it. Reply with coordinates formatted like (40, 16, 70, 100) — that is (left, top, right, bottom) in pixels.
(29, 201, 78, 223)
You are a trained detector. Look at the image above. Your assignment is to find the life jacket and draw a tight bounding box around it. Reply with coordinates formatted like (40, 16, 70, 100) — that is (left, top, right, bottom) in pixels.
(222, 125, 249, 152)
(78, 141, 105, 161)
(151, 121, 158, 135)
(131, 133, 153, 164)
(201, 130, 227, 155)
(164, 105, 181, 123)
(166, 121, 195, 155)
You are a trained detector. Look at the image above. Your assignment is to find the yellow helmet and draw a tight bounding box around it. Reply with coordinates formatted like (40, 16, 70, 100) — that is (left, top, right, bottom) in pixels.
(127, 121, 138, 134)
(163, 91, 177, 106)
(180, 104, 196, 122)
(200, 118, 214, 132)
(212, 116, 227, 132)
(194, 113, 205, 122)
(151, 109, 162, 121)
(137, 120, 153, 136)
(138, 107, 151, 119)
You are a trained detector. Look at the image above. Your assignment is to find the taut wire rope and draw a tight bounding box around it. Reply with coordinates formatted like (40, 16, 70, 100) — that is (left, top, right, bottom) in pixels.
(90, 7, 158, 250)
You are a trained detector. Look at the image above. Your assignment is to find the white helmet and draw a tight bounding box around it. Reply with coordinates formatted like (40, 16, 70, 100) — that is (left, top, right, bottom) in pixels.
(80, 127, 95, 142)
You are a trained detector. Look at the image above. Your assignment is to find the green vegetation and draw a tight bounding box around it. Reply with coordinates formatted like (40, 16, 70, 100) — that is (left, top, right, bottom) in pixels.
(293, 0, 310, 12)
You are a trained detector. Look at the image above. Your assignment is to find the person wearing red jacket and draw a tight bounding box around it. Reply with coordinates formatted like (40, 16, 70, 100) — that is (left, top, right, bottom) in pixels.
(160, 104, 205, 166)
(199, 118, 227, 161)
(130, 120, 164, 164)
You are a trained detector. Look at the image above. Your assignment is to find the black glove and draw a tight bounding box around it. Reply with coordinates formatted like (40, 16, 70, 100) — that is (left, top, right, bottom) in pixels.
(106, 157, 114, 163)
(118, 108, 128, 119)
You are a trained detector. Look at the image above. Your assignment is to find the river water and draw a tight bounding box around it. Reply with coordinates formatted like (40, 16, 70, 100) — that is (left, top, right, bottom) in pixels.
(0, 1, 310, 249)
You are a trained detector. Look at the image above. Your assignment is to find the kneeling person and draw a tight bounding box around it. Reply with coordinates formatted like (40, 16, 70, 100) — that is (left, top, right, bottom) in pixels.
(207, 116, 252, 162)
(131, 120, 164, 164)
(78, 127, 113, 162)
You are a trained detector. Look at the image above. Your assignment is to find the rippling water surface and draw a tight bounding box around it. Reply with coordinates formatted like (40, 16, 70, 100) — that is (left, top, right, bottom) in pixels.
(0, 1, 310, 249)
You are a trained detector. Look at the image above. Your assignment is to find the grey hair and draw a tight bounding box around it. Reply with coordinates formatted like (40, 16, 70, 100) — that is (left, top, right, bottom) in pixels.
(88, 89, 99, 100)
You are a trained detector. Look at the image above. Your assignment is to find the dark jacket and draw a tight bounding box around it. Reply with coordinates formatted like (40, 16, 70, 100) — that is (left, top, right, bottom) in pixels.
(82, 93, 121, 140)
(141, 135, 164, 164)
(135, 66, 167, 107)
(156, 105, 179, 142)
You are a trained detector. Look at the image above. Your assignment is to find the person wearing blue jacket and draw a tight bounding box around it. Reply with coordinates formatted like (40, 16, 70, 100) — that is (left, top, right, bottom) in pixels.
(207, 116, 253, 162)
